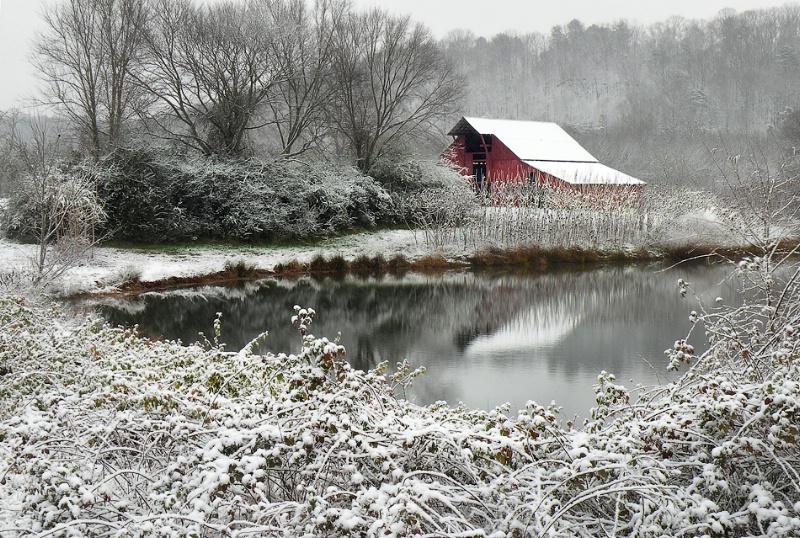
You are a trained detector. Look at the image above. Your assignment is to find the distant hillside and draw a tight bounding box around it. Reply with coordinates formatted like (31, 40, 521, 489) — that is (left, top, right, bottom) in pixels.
(443, 4, 800, 138)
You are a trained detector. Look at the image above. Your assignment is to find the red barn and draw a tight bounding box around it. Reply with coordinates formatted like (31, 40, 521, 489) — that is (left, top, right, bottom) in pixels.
(445, 117, 644, 205)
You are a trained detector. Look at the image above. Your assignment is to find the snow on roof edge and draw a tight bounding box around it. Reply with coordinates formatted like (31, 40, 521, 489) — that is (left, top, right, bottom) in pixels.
(456, 117, 598, 163)
(523, 160, 645, 186)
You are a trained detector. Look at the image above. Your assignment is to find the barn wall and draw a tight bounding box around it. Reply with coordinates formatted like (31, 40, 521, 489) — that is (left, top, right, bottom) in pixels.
(445, 136, 534, 184)
(485, 137, 532, 182)
(445, 134, 643, 208)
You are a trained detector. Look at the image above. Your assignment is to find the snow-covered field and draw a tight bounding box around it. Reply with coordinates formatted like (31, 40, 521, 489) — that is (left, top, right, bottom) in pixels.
(0, 229, 467, 295)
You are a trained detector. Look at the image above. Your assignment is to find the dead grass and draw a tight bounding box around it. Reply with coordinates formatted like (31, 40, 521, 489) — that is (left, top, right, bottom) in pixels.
(350, 254, 387, 277)
(470, 246, 594, 270)
(273, 259, 304, 276)
(115, 266, 272, 294)
(659, 243, 727, 261)
(411, 254, 453, 271)
(106, 241, 773, 297)
(309, 254, 348, 275)
(223, 258, 258, 278)
(386, 254, 411, 274)
(656, 241, 800, 262)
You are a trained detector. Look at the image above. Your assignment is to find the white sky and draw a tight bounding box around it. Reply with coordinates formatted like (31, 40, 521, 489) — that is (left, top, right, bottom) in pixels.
(0, 0, 792, 110)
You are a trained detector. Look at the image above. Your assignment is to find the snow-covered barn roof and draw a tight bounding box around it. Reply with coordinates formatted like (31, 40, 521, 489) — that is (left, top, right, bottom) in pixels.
(449, 117, 597, 163)
(523, 160, 645, 186)
(448, 116, 644, 186)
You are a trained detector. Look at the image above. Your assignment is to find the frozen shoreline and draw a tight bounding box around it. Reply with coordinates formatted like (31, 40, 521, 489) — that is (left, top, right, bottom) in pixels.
(0, 229, 471, 295)
(1, 206, 773, 296)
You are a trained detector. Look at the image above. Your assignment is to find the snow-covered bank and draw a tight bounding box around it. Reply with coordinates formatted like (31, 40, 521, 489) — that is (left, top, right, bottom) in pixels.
(2, 202, 795, 296)
(0, 229, 469, 295)
(2, 288, 800, 536)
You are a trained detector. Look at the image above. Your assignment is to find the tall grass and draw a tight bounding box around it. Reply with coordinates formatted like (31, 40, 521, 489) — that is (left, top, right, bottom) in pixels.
(463, 202, 648, 251)
(412, 181, 656, 253)
(410, 179, 753, 258)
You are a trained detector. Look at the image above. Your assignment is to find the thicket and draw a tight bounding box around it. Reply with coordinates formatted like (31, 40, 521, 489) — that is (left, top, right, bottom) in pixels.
(369, 158, 475, 236)
(3, 247, 800, 535)
(6, 149, 400, 244)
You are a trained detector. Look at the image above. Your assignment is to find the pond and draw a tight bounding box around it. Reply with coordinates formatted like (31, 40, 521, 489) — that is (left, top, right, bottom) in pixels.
(84, 262, 742, 418)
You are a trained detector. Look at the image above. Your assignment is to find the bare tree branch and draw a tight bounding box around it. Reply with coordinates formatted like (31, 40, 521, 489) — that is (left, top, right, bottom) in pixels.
(328, 8, 464, 172)
(32, 0, 149, 158)
(135, 0, 281, 157)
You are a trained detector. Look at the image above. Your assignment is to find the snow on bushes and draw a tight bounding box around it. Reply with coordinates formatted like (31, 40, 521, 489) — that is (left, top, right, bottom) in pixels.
(2, 263, 800, 536)
(10, 149, 398, 243)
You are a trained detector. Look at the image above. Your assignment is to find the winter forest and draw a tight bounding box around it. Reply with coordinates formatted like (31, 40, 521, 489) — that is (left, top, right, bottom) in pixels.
(5, 0, 800, 537)
(447, 3, 800, 187)
(453, 8, 800, 136)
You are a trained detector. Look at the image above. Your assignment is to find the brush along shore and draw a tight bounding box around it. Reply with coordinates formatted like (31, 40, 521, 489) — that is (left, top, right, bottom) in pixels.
(3, 253, 800, 538)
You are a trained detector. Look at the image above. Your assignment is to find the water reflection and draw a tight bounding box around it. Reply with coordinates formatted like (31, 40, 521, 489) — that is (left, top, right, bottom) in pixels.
(84, 262, 741, 417)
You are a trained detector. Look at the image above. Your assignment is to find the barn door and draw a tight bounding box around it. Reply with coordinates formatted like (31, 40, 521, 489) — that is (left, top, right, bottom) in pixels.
(473, 161, 487, 194)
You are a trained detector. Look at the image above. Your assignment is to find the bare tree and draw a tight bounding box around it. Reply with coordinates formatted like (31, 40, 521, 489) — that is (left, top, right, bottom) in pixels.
(0, 111, 23, 195)
(137, 0, 279, 156)
(97, 0, 151, 148)
(32, 0, 149, 157)
(2, 111, 105, 286)
(711, 138, 800, 262)
(259, 0, 345, 157)
(328, 9, 463, 172)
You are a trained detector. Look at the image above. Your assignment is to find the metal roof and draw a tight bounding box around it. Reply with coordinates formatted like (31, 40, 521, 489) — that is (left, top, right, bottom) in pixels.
(448, 116, 644, 186)
(523, 160, 645, 186)
(450, 117, 598, 163)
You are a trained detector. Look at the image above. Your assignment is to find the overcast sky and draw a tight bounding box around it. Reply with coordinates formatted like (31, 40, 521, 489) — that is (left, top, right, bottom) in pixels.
(0, 0, 792, 110)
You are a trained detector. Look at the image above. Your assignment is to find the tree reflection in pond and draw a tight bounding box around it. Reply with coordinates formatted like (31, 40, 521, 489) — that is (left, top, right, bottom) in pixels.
(88, 262, 740, 418)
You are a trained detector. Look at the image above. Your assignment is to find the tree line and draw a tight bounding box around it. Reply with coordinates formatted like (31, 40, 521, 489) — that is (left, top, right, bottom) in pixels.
(22, 1, 800, 173)
(445, 4, 800, 140)
(29, 0, 462, 170)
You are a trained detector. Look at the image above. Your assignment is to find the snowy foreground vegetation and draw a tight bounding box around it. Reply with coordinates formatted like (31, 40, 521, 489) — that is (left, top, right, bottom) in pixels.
(3, 255, 800, 537)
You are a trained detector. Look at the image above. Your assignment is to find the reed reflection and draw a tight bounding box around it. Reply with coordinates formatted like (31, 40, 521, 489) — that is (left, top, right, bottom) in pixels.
(90, 262, 740, 417)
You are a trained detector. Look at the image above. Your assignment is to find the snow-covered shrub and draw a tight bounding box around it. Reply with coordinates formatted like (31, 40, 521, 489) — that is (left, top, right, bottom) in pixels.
(85, 149, 397, 243)
(640, 186, 735, 250)
(708, 145, 800, 252)
(369, 158, 473, 218)
(1, 299, 540, 536)
(4, 258, 800, 537)
(306, 165, 396, 232)
(368, 158, 463, 195)
(371, 158, 476, 248)
(5, 169, 104, 241)
(4, 165, 106, 285)
(79, 149, 190, 242)
(406, 183, 474, 250)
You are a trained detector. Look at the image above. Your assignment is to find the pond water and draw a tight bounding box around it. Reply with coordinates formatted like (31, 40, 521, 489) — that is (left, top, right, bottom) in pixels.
(85, 262, 741, 418)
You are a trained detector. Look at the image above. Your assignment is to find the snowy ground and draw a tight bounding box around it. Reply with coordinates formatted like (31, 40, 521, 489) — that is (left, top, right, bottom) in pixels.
(0, 229, 470, 295)
(0, 207, 770, 296)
